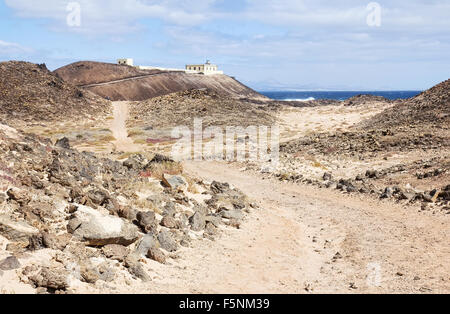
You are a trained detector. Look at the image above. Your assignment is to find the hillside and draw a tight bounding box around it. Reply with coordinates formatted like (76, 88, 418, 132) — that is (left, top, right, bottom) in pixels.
(0, 61, 110, 127)
(362, 79, 450, 130)
(54, 61, 265, 101)
(128, 89, 276, 129)
(54, 61, 161, 86)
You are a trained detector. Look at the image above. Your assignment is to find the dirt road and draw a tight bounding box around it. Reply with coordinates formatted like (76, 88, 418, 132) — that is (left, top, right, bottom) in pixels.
(107, 103, 449, 294)
(110, 101, 142, 153)
(165, 161, 448, 294)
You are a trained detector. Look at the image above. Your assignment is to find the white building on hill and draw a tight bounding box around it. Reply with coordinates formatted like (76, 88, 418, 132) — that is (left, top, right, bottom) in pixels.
(116, 58, 223, 75)
(117, 58, 134, 66)
(186, 60, 223, 75)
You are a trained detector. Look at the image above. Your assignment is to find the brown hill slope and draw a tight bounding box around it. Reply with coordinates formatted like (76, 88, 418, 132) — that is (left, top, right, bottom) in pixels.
(54, 61, 265, 101)
(54, 61, 161, 86)
(0, 61, 110, 127)
(128, 89, 276, 129)
(362, 79, 450, 130)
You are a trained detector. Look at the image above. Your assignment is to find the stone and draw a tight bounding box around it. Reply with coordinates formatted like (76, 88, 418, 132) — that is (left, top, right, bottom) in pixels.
(6, 241, 28, 254)
(102, 244, 129, 262)
(55, 137, 70, 149)
(69, 205, 139, 246)
(205, 215, 222, 228)
(146, 248, 166, 264)
(28, 266, 69, 291)
(119, 206, 138, 221)
(42, 233, 71, 251)
(6, 188, 30, 205)
(205, 223, 218, 235)
(67, 217, 82, 234)
(80, 265, 100, 284)
(162, 174, 187, 191)
(210, 181, 230, 194)
(135, 234, 159, 256)
(136, 211, 157, 233)
(162, 202, 177, 217)
(220, 210, 244, 220)
(0, 256, 21, 271)
(87, 189, 109, 205)
(380, 187, 394, 199)
(124, 254, 150, 282)
(0, 215, 40, 242)
(323, 172, 332, 181)
(158, 230, 178, 252)
(189, 211, 206, 231)
(160, 215, 179, 229)
(224, 219, 241, 229)
(366, 170, 379, 179)
(215, 197, 235, 212)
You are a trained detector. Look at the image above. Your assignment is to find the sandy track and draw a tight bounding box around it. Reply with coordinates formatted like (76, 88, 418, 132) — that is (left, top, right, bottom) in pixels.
(167, 161, 449, 294)
(110, 101, 142, 153)
(106, 101, 448, 294)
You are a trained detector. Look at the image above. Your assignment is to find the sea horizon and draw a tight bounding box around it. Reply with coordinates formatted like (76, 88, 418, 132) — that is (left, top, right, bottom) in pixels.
(259, 90, 423, 101)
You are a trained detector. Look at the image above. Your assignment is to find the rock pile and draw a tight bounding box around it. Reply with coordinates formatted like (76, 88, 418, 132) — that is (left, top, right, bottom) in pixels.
(0, 125, 252, 293)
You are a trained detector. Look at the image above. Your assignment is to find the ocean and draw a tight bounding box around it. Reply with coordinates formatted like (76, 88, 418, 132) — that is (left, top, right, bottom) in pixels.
(259, 90, 422, 101)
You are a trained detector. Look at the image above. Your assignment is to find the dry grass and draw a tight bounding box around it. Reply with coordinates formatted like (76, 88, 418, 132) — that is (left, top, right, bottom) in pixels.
(146, 161, 183, 180)
(128, 129, 145, 138)
(118, 151, 144, 160)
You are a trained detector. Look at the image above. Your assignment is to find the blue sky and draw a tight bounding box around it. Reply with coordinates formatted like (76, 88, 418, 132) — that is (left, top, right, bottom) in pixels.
(0, 0, 449, 90)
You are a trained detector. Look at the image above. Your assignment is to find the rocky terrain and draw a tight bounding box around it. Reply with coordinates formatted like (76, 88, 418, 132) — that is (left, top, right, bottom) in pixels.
(262, 81, 450, 214)
(0, 59, 448, 294)
(54, 61, 162, 86)
(0, 61, 110, 129)
(363, 79, 450, 130)
(0, 125, 252, 293)
(128, 89, 276, 128)
(55, 61, 264, 101)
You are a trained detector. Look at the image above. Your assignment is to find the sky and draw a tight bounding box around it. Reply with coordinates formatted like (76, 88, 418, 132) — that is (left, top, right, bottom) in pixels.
(0, 0, 449, 91)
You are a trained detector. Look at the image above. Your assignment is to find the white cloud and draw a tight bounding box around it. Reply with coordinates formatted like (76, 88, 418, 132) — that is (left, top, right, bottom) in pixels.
(5, 0, 219, 34)
(0, 40, 33, 55)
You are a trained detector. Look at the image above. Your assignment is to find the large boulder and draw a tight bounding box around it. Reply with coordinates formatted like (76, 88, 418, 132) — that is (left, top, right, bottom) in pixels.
(0, 215, 40, 242)
(68, 206, 139, 246)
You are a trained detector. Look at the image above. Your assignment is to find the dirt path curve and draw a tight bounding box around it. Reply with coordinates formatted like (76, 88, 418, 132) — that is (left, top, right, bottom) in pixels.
(110, 101, 142, 153)
(106, 103, 448, 294)
(155, 161, 448, 294)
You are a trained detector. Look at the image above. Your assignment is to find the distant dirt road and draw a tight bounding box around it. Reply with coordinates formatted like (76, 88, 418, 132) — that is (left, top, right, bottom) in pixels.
(110, 101, 142, 153)
(81, 72, 171, 88)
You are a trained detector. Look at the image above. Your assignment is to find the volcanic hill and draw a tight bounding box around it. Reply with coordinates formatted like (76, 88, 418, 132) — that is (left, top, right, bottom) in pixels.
(54, 61, 265, 101)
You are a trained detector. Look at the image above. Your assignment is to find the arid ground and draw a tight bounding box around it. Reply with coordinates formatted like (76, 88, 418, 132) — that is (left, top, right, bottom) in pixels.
(0, 61, 448, 294)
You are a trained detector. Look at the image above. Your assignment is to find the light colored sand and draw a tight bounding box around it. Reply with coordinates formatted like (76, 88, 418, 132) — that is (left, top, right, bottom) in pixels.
(110, 101, 142, 154)
(277, 102, 392, 143)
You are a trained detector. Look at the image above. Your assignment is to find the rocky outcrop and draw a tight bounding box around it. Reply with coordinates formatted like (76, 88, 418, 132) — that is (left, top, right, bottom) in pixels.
(68, 205, 139, 246)
(0, 124, 252, 293)
(0, 61, 110, 127)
